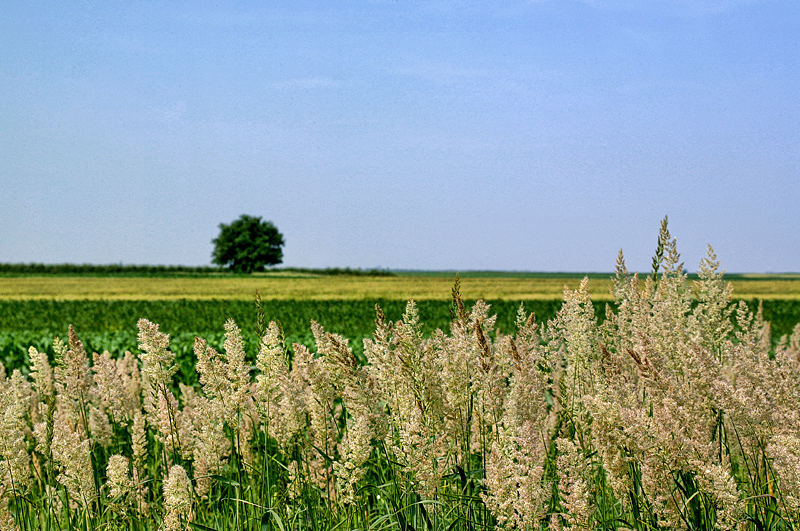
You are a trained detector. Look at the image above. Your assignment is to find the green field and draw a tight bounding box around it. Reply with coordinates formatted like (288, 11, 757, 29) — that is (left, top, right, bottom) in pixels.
(3, 265, 800, 530)
(2, 272, 800, 375)
(2, 242, 800, 531)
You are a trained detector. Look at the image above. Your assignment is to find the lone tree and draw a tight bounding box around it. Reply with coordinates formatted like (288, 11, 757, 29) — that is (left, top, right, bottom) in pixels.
(211, 215, 285, 273)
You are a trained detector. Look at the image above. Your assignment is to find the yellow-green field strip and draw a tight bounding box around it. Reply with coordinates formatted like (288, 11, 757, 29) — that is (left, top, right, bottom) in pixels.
(1, 276, 799, 301)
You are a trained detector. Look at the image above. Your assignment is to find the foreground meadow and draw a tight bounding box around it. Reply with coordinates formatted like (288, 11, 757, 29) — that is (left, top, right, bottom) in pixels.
(2, 230, 800, 530)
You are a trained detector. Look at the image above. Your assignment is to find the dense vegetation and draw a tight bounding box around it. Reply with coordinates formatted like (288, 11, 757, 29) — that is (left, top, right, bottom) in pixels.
(2, 230, 800, 530)
(3, 219, 800, 530)
(0, 299, 565, 374)
(211, 215, 286, 273)
(0, 263, 395, 277)
(2, 298, 799, 373)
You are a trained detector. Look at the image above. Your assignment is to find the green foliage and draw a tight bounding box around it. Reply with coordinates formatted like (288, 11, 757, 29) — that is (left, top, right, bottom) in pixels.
(211, 215, 285, 273)
(3, 292, 800, 529)
(3, 277, 800, 527)
(2, 298, 799, 371)
(0, 263, 225, 276)
(278, 266, 395, 277)
(0, 299, 567, 369)
(0, 263, 395, 277)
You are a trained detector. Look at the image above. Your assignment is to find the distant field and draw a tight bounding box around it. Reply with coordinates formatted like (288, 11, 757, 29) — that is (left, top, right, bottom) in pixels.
(1, 274, 800, 300)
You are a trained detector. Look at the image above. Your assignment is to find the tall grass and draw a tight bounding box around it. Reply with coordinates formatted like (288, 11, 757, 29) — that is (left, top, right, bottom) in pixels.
(2, 224, 800, 530)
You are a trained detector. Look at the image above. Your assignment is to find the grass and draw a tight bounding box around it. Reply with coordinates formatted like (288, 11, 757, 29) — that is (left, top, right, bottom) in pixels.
(3, 298, 800, 391)
(2, 274, 800, 300)
(4, 221, 800, 529)
(2, 264, 800, 530)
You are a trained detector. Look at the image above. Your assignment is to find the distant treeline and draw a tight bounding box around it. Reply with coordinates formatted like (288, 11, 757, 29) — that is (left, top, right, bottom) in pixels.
(0, 263, 395, 277)
(283, 267, 396, 277)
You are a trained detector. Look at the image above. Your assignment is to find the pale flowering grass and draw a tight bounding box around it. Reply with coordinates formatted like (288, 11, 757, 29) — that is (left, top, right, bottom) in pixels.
(1, 221, 799, 530)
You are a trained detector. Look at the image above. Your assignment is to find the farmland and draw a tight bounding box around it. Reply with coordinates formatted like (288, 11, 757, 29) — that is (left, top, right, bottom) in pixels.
(2, 273, 800, 372)
(2, 272, 800, 370)
(2, 259, 800, 530)
(1, 272, 800, 300)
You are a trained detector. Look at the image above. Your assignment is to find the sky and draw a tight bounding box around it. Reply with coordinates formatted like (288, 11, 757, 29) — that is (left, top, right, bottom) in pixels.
(1, 1, 798, 272)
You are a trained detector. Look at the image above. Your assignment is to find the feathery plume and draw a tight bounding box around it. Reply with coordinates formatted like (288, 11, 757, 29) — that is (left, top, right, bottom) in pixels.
(190, 399, 230, 498)
(137, 319, 176, 388)
(130, 411, 149, 513)
(0, 369, 32, 525)
(137, 319, 177, 426)
(29, 346, 54, 401)
(51, 411, 95, 508)
(106, 454, 135, 510)
(92, 351, 133, 424)
(54, 326, 92, 425)
(163, 465, 192, 531)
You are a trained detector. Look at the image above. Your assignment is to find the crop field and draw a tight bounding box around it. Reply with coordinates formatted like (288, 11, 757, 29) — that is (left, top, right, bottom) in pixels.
(2, 297, 800, 373)
(2, 273, 800, 374)
(2, 242, 800, 530)
(2, 273, 800, 300)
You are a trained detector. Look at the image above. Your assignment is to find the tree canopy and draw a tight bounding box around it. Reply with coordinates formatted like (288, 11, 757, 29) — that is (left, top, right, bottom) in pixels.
(211, 215, 285, 273)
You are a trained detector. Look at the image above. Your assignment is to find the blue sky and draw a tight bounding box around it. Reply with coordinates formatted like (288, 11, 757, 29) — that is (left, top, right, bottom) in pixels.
(1, 1, 798, 272)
